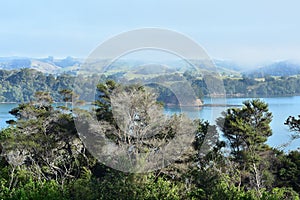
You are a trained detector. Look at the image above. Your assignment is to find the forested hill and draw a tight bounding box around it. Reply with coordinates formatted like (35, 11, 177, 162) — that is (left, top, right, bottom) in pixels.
(1, 68, 300, 102)
(244, 61, 300, 78)
(0, 68, 80, 102)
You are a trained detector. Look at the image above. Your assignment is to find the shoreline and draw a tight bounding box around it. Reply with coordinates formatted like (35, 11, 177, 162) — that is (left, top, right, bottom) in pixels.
(1, 94, 300, 104)
(213, 93, 300, 98)
(0, 102, 94, 104)
(165, 103, 242, 108)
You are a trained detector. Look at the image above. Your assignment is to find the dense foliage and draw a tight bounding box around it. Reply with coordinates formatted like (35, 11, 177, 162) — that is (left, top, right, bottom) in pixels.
(189, 75, 300, 98)
(2, 68, 300, 103)
(0, 69, 100, 103)
(0, 80, 299, 199)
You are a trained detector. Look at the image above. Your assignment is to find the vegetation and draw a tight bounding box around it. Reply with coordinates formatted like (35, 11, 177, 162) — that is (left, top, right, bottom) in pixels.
(189, 75, 300, 97)
(0, 68, 99, 103)
(0, 80, 299, 199)
(2, 68, 300, 103)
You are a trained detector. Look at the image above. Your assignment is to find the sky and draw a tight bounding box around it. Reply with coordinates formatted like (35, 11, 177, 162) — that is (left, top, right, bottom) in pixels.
(1, 0, 300, 66)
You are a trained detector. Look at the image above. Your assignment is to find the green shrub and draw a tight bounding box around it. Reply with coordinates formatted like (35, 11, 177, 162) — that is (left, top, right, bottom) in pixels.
(0, 180, 68, 200)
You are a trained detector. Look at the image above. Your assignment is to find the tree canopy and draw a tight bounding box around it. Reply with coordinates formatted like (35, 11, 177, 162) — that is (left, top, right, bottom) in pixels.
(0, 84, 299, 199)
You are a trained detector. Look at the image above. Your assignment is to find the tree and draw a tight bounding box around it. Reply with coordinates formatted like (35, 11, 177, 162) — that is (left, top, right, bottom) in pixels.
(285, 115, 300, 141)
(217, 99, 272, 163)
(34, 91, 53, 106)
(58, 89, 82, 110)
(59, 89, 73, 104)
(185, 120, 226, 199)
(273, 150, 300, 193)
(217, 99, 273, 194)
(93, 79, 117, 122)
(81, 80, 196, 173)
(0, 92, 94, 188)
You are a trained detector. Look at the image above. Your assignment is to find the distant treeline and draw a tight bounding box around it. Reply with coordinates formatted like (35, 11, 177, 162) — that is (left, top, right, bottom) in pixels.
(189, 74, 300, 98)
(0, 69, 99, 102)
(222, 76, 300, 97)
(1, 68, 300, 102)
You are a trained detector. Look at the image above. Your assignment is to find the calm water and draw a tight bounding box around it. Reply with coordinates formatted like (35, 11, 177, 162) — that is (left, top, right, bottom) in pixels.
(1, 96, 300, 151)
(0, 103, 17, 128)
(165, 96, 300, 151)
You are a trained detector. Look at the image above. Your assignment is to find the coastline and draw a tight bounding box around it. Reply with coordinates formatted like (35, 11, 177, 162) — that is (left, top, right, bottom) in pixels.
(1, 94, 300, 105)
(211, 93, 300, 98)
(0, 102, 94, 104)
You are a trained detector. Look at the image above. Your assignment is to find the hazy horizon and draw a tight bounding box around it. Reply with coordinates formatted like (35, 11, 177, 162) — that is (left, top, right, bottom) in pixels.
(1, 0, 300, 67)
(1, 54, 299, 69)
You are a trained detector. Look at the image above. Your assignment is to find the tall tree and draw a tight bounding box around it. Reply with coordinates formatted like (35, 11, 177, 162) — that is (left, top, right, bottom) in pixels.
(217, 99, 273, 194)
(1, 92, 94, 187)
(83, 80, 196, 173)
(217, 99, 272, 163)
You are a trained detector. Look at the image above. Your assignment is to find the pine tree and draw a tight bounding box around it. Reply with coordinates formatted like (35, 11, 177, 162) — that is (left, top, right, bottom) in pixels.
(217, 99, 273, 194)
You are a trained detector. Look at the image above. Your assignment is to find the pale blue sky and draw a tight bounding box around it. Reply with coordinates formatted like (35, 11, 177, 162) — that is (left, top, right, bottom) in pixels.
(1, 0, 300, 65)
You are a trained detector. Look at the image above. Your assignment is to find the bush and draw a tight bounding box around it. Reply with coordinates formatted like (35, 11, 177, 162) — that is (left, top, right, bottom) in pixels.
(261, 187, 299, 200)
(0, 179, 68, 200)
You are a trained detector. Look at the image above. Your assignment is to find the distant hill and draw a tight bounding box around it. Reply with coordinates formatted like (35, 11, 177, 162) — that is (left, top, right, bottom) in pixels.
(91, 58, 242, 78)
(133, 64, 176, 75)
(38, 56, 81, 68)
(213, 59, 242, 72)
(0, 57, 32, 70)
(0, 56, 243, 76)
(0, 56, 80, 74)
(2, 56, 300, 78)
(244, 61, 300, 78)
